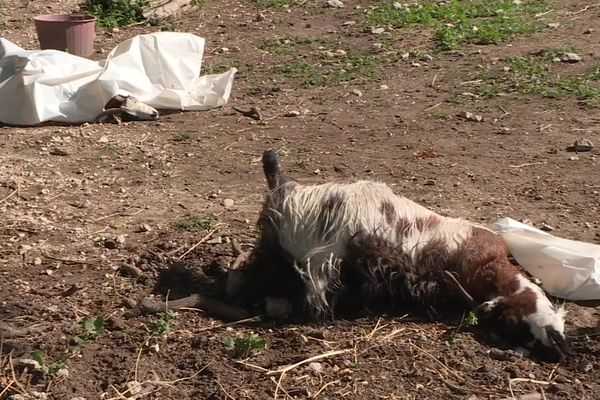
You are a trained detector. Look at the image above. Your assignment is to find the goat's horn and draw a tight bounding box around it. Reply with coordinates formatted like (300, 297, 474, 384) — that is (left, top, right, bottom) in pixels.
(443, 270, 476, 307)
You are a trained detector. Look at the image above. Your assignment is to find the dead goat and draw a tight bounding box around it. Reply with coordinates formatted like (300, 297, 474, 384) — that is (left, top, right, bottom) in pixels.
(228, 150, 572, 361)
(95, 94, 159, 123)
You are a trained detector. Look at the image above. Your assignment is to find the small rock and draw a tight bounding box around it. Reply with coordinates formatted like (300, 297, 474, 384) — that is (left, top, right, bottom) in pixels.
(371, 27, 385, 34)
(568, 156, 580, 161)
(206, 236, 223, 244)
(559, 52, 582, 63)
(460, 111, 483, 122)
(284, 110, 301, 117)
(126, 381, 143, 395)
(579, 361, 593, 372)
(489, 348, 510, 361)
(534, 195, 544, 200)
(308, 362, 324, 373)
(380, 84, 389, 90)
(18, 358, 42, 370)
(568, 138, 593, 152)
(19, 244, 33, 254)
(342, 20, 356, 26)
(112, 27, 120, 33)
(103, 239, 119, 249)
(55, 367, 69, 378)
(116, 235, 127, 245)
(45, 269, 54, 276)
(70, 398, 86, 400)
(98, 136, 109, 143)
(393, 2, 409, 10)
(547, 22, 560, 28)
(540, 223, 555, 232)
(326, 0, 344, 8)
(118, 263, 143, 278)
(107, 316, 126, 331)
(351, 89, 363, 97)
(49, 148, 69, 156)
(313, 169, 321, 175)
(423, 179, 436, 186)
(139, 223, 152, 232)
(583, 29, 593, 35)
(254, 12, 265, 22)
(33, 257, 42, 266)
(414, 334, 428, 342)
(223, 198, 235, 210)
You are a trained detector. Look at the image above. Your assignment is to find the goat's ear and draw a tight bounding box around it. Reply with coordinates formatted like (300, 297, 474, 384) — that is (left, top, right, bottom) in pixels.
(474, 296, 503, 317)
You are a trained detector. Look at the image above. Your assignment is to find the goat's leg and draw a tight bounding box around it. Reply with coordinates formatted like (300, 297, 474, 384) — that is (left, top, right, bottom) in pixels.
(137, 293, 249, 320)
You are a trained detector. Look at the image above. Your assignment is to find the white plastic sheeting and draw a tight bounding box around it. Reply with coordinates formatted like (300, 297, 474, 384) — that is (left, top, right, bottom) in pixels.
(491, 217, 600, 301)
(0, 32, 236, 125)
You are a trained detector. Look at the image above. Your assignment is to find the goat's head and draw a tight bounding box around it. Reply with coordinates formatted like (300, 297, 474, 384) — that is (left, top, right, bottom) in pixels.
(473, 275, 571, 361)
(104, 95, 159, 121)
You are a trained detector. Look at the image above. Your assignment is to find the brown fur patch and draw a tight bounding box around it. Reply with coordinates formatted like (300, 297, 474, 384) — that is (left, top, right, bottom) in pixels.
(395, 217, 411, 237)
(380, 200, 396, 225)
(415, 215, 441, 231)
(452, 226, 521, 302)
(500, 287, 537, 318)
(317, 193, 346, 238)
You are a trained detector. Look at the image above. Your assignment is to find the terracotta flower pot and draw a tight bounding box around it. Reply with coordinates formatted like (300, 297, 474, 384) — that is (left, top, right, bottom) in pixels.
(33, 14, 97, 57)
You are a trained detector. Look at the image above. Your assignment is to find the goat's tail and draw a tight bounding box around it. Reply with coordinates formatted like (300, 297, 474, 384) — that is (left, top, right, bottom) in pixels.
(262, 149, 283, 190)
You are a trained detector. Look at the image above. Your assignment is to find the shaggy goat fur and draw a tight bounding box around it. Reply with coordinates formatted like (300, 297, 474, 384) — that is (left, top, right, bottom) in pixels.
(232, 150, 572, 360)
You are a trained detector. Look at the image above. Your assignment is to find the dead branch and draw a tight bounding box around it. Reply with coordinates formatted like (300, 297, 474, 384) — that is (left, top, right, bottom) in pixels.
(1, 325, 45, 339)
(136, 294, 249, 320)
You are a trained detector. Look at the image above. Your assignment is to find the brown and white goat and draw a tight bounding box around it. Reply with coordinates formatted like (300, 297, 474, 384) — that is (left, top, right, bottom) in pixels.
(229, 150, 572, 360)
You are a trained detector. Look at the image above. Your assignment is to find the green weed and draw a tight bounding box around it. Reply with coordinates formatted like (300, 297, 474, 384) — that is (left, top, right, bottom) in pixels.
(365, 0, 548, 50)
(258, 36, 316, 54)
(277, 51, 379, 87)
(150, 310, 176, 336)
(472, 54, 600, 105)
(226, 334, 268, 358)
(72, 315, 105, 346)
(101, 144, 119, 153)
(30, 350, 69, 377)
(84, 0, 149, 28)
(176, 213, 217, 232)
(258, 0, 299, 8)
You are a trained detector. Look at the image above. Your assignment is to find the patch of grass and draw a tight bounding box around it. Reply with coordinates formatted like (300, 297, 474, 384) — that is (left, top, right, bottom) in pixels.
(72, 315, 105, 346)
(258, 36, 316, 54)
(84, 0, 149, 28)
(150, 310, 176, 336)
(177, 213, 217, 232)
(30, 350, 68, 377)
(101, 144, 119, 153)
(226, 334, 268, 358)
(472, 53, 600, 105)
(203, 62, 237, 75)
(277, 50, 380, 87)
(191, 0, 205, 6)
(365, 0, 548, 50)
(257, 0, 299, 8)
(171, 132, 193, 142)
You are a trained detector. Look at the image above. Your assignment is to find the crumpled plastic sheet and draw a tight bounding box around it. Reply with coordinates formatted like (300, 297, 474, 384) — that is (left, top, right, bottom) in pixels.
(0, 32, 236, 125)
(490, 217, 600, 301)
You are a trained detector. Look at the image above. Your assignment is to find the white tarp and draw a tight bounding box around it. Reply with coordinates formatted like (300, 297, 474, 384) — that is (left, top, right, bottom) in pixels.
(0, 32, 236, 125)
(491, 217, 600, 301)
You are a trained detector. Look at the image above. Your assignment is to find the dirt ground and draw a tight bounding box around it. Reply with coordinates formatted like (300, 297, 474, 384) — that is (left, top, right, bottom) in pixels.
(1, 0, 600, 399)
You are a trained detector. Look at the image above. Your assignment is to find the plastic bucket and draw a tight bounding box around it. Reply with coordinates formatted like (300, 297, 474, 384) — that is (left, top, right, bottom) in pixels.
(33, 14, 97, 57)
